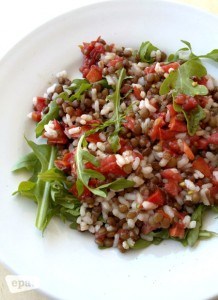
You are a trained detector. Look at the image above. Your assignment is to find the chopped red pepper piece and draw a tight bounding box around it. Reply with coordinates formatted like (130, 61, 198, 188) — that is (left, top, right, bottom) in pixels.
(165, 179, 180, 197)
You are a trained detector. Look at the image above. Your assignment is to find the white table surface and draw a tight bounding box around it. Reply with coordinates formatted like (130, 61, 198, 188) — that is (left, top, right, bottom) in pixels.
(0, 0, 218, 299)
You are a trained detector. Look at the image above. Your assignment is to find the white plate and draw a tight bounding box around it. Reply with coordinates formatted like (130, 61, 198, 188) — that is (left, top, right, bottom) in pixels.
(0, 1, 218, 299)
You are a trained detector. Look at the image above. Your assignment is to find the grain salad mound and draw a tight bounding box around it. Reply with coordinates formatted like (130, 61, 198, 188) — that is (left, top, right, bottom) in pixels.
(13, 37, 218, 252)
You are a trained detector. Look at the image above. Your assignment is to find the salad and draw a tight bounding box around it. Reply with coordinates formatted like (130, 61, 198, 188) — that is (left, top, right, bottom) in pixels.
(13, 37, 218, 252)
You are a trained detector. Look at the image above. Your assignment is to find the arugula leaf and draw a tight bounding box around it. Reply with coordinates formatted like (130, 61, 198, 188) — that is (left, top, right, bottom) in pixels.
(160, 60, 208, 96)
(75, 134, 106, 197)
(199, 49, 218, 62)
(38, 168, 67, 182)
(182, 105, 206, 136)
(35, 101, 59, 138)
(69, 82, 91, 101)
(98, 178, 134, 191)
(12, 152, 38, 172)
(139, 41, 159, 63)
(25, 139, 57, 231)
(13, 181, 36, 199)
(198, 230, 218, 240)
(133, 237, 163, 250)
(107, 68, 128, 152)
(168, 40, 218, 63)
(186, 204, 205, 247)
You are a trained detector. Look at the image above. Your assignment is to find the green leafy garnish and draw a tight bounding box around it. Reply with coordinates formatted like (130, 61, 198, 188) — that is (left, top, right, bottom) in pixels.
(160, 59, 208, 136)
(57, 79, 92, 102)
(168, 40, 218, 62)
(75, 134, 134, 197)
(107, 68, 128, 152)
(75, 134, 106, 197)
(160, 60, 208, 96)
(35, 101, 59, 138)
(186, 205, 204, 247)
(173, 96, 206, 136)
(139, 41, 160, 63)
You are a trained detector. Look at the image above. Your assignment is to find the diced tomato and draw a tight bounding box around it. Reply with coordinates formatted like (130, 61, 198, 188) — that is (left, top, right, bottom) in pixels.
(159, 129, 177, 140)
(118, 138, 133, 153)
(167, 104, 177, 118)
(183, 141, 194, 160)
(80, 37, 105, 77)
(174, 94, 198, 111)
(168, 140, 182, 154)
(161, 169, 182, 182)
(197, 95, 208, 108)
(123, 116, 135, 132)
(169, 117, 187, 132)
(31, 111, 41, 122)
(54, 152, 74, 171)
(165, 179, 180, 197)
(210, 186, 218, 199)
(69, 183, 92, 199)
(108, 56, 123, 67)
(208, 132, 218, 145)
(133, 86, 143, 100)
(74, 108, 83, 117)
(86, 132, 102, 143)
(147, 189, 165, 206)
(161, 62, 180, 73)
(149, 117, 165, 141)
(197, 76, 208, 86)
(86, 65, 102, 83)
(34, 97, 47, 112)
(169, 222, 185, 239)
(197, 138, 209, 150)
(99, 155, 127, 176)
(174, 94, 187, 105)
(45, 120, 68, 145)
(144, 65, 156, 74)
(192, 157, 211, 178)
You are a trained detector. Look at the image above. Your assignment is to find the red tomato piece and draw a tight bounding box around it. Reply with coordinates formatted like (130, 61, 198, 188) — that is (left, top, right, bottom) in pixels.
(147, 189, 165, 206)
(86, 65, 102, 83)
(197, 138, 209, 150)
(45, 120, 68, 145)
(165, 179, 180, 197)
(161, 62, 180, 73)
(192, 157, 211, 178)
(208, 132, 218, 145)
(69, 183, 91, 199)
(34, 97, 47, 112)
(99, 155, 127, 176)
(167, 104, 177, 118)
(169, 117, 187, 132)
(133, 86, 143, 100)
(54, 152, 74, 171)
(144, 65, 156, 74)
(108, 56, 123, 67)
(161, 169, 182, 182)
(86, 132, 102, 143)
(123, 116, 135, 132)
(159, 129, 177, 140)
(118, 138, 133, 154)
(169, 222, 185, 239)
(31, 111, 41, 122)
